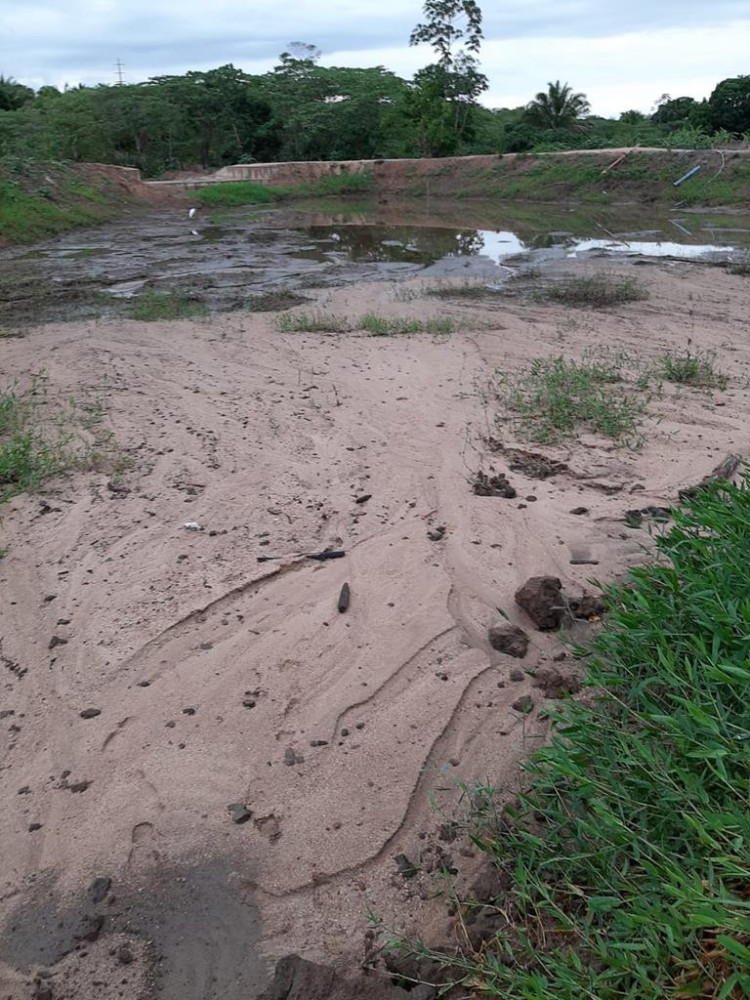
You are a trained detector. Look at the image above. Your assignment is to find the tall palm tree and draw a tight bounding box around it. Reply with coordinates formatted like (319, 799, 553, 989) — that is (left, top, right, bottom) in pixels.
(524, 80, 590, 129)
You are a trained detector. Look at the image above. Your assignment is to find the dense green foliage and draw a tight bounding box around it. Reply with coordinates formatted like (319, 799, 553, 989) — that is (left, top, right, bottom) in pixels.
(1, 45, 746, 177)
(396, 475, 750, 998)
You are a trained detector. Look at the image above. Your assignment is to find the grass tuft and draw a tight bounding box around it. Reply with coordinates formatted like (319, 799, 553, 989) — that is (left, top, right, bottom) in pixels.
(389, 474, 750, 999)
(0, 374, 123, 503)
(536, 273, 648, 308)
(657, 348, 729, 389)
(498, 353, 647, 444)
(275, 311, 351, 333)
(194, 172, 373, 207)
(130, 290, 208, 322)
(360, 313, 456, 337)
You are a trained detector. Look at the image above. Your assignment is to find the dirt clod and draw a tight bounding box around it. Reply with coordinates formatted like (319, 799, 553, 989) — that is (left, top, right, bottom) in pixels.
(488, 624, 529, 658)
(515, 576, 564, 630)
(472, 470, 517, 498)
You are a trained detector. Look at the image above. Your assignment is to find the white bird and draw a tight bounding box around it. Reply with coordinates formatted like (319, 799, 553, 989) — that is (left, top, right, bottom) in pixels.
(188, 207, 197, 219)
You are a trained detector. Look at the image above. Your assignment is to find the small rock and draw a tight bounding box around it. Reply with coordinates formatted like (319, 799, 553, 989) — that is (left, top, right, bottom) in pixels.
(509, 668, 525, 682)
(569, 507, 589, 515)
(354, 494, 372, 505)
(88, 876, 111, 904)
(427, 525, 446, 541)
(228, 802, 253, 825)
(28, 822, 43, 832)
(341, 727, 349, 737)
(569, 545, 599, 566)
(488, 624, 529, 658)
(567, 592, 605, 620)
(552, 651, 567, 662)
(533, 666, 581, 699)
(525, 495, 537, 502)
(181, 707, 196, 716)
(137, 680, 151, 687)
(512, 695, 534, 714)
(310, 739, 328, 747)
(515, 576, 564, 630)
(68, 780, 92, 793)
(116, 944, 134, 965)
(337, 582, 351, 613)
(76, 914, 105, 942)
(394, 853, 419, 878)
(79, 708, 101, 719)
(48, 636, 68, 650)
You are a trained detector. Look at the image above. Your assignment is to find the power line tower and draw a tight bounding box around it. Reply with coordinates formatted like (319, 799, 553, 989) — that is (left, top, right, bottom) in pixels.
(115, 59, 125, 85)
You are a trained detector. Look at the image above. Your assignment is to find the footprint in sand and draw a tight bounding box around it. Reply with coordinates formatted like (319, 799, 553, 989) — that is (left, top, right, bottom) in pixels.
(127, 821, 160, 867)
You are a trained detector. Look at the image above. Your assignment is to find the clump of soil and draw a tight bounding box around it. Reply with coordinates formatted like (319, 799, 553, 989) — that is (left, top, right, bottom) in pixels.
(472, 469, 517, 498)
(499, 446, 569, 480)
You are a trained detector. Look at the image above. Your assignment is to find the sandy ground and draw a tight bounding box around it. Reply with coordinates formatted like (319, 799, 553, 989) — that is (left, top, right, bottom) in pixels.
(1, 258, 749, 999)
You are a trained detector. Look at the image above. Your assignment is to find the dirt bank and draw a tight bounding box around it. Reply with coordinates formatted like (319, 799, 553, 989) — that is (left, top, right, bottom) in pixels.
(161, 148, 750, 207)
(1, 257, 749, 998)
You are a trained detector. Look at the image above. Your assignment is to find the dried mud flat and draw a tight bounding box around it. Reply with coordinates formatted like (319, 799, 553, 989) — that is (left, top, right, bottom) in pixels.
(1, 258, 749, 999)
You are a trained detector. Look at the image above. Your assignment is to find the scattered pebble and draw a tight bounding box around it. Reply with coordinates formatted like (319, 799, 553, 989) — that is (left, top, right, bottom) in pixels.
(116, 944, 134, 965)
(79, 708, 101, 719)
(227, 802, 253, 825)
(510, 668, 525, 682)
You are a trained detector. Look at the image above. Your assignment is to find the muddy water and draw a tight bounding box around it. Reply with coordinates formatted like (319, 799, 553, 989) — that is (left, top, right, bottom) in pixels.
(1, 200, 748, 324)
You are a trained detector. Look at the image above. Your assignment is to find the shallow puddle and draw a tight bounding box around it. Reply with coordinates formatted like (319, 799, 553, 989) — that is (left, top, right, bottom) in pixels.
(1, 200, 747, 324)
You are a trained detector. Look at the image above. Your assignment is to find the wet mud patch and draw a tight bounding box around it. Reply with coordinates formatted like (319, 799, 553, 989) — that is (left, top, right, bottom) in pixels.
(0, 859, 266, 1000)
(1, 201, 745, 326)
(488, 442, 569, 480)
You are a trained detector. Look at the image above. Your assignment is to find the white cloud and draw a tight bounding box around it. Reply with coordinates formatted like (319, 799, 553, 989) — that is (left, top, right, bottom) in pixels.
(2, 0, 748, 117)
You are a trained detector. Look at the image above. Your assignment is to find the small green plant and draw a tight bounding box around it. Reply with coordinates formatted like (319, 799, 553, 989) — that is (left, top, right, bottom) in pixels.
(130, 290, 208, 322)
(498, 353, 647, 444)
(536, 273, 648, 308)
(275, 311, 351, 333)
(657, 348, 728, 389)
(194, 181, 280, 206)
(194, 172, 373, 208)
(388, 475, 750, 999)
(0, 375, 121, 502)
(360, 313, 456, 336)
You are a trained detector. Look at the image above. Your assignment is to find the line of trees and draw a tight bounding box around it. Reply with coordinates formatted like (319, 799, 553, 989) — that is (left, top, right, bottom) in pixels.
(0, 1, 747, 177)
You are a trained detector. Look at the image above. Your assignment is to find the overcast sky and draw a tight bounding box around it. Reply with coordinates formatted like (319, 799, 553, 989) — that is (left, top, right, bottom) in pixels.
(2, 0, 748, 116)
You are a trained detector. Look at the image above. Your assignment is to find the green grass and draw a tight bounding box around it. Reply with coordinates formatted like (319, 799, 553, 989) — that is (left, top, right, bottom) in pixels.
(389, 475, 750, 999)
(498, 353, 647, 445)
(536, 273, 648, 309)
(194, 172, 373, 207)
(360, 313, 457, 336)
(275, 311, 351, 333)
(0, 175, 108, 243)
(193, 181, 280, 206)
(657, 348, 729, 389)
(0, 374, 122, 503)
(130, 290, 208, 322)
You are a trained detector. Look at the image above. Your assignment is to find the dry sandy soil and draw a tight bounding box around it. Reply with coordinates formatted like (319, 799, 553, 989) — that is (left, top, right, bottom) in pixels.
(1, 258, 748, 999)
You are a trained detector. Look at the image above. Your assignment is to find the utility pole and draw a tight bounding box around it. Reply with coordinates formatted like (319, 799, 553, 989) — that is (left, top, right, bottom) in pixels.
(116, 59, 125, 85)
